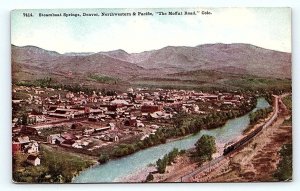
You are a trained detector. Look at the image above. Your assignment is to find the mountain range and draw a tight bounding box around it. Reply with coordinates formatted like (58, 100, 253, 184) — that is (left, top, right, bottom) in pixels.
(12, 43, 291, 89)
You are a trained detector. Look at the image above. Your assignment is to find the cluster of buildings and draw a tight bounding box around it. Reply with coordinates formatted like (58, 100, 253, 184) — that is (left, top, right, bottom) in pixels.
(12, 85, 251, 161)
(12, 135, 40, 166)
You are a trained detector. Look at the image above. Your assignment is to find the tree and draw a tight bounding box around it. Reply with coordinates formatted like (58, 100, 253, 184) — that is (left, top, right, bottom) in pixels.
(21, 113, 28, 125)
(274, 143, 292, 181)
(145, 173, 154, 182)
(98, 154, 109, 164)
(156, 157, 167, 173)
(195, 135, 216, 161)
(156, 148, 180, 173)
(168, 148, 179, 165)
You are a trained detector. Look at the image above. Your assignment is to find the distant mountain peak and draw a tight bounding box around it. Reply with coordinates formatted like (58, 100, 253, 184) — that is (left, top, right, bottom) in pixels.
(12, 44, 61, 56)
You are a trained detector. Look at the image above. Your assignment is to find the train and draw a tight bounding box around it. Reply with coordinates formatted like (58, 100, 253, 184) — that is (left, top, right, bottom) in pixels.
(223, 96, 279, 156)
(223, 125, 263, 156)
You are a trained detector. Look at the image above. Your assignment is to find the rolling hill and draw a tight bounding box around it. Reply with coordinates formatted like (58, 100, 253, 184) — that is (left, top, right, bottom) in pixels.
(11, 43, 291, 90)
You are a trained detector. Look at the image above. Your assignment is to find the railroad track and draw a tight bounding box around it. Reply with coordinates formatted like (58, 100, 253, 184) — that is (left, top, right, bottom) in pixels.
(176, 95, 280, 182)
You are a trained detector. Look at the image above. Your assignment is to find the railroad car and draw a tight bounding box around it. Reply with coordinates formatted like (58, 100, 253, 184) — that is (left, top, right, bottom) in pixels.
(223, 125, 263, 156)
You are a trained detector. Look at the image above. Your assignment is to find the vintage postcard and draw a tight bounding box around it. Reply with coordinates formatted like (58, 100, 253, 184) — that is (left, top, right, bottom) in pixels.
(11, 8, 292, 183)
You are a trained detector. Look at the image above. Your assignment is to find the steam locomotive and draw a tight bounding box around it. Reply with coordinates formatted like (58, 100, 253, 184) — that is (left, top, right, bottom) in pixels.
(223, 125, 263, 156)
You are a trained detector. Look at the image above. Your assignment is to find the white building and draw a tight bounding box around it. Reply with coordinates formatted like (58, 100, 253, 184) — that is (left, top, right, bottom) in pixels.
(26, 155, 41, 166)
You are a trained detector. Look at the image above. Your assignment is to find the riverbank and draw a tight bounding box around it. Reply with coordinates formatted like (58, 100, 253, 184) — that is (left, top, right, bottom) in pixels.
(243, 108, 274, 135)
(117, 117, 267, 183)
(72, 98, 270, 183)
(119, 141, 226, 182)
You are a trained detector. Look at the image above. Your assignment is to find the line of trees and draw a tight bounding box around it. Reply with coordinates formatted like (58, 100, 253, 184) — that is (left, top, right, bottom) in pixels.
(16, 78, 117, 96)
(153, 135, 216, 177)
(170, 99, 257, 137)
(111, 129, 168, 158)
(249, 107, 273, 125)
(156, 148, 182, 174)
(16, 113, 37, 126)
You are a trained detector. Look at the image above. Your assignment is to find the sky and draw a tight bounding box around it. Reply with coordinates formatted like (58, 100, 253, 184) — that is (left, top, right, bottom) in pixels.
(11, 8, 291, 53)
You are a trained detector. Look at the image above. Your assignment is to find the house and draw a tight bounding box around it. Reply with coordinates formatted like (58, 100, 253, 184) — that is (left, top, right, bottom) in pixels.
(95, 126, 110, 132)
(140, 113, 149, 120)
(141, 105, 161, 113)
(20, 126, 38, 135)
(150, 124, 159, 129)
(35, 90, 45, 94)
(61, 132, 76, 141)
(108, 122, 115, 130)
(150, 111, 163, 119)
(101, 134, 119, 142)
(192, 104, 200, 112)
(62, 139, 75, 146)
(110, 99, 129, 107)
(127, 87, 134, 93)
(82, 141, 90, 146)
(136, 122, 145, 128)
(72, 140, 90, 149)
(107, 105, 117, 111)
(48, 108, 73, 118)
(88, 115, 99, 122)
(24, 141, 39, 154)
(12, 142, 21, 155)
(12, 100, 23, 104)
(26, 155, 40, 166)
(84, 128, 95, 135)
(66, 92, 75, 99)
(71, 142, 83, 149)
(48, 107, 86, 119)
(16, 136, 31, 150)
(17, 136, 30, 144)
(124, 117, 137, 126)
(47, 134, 65, 144)
(140, 134, 149, 141)
(110, 134, 119, 142)
(202, 95, 219, 101)
(150, 111, 172, 119)
(89, 108, 103, 115)
(29, 115, 46, 123)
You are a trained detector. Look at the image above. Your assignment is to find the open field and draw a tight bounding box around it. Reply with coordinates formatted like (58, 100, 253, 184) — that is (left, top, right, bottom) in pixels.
(13, 144, 95, 183)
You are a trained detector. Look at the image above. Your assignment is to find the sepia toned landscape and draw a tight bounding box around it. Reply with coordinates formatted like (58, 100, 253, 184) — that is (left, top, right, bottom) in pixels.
(11, 8, 292, 183)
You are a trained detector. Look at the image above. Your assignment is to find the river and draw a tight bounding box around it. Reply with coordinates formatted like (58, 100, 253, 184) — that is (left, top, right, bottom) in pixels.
(73, 98, 270, 183)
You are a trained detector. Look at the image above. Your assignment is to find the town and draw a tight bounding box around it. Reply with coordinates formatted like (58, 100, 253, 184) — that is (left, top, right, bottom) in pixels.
(12, 85, 255, 167)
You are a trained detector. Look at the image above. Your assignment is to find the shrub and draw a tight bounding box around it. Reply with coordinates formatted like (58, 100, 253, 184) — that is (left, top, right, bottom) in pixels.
(145, 173, 154, 182)
(98, 154, 109, 164)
